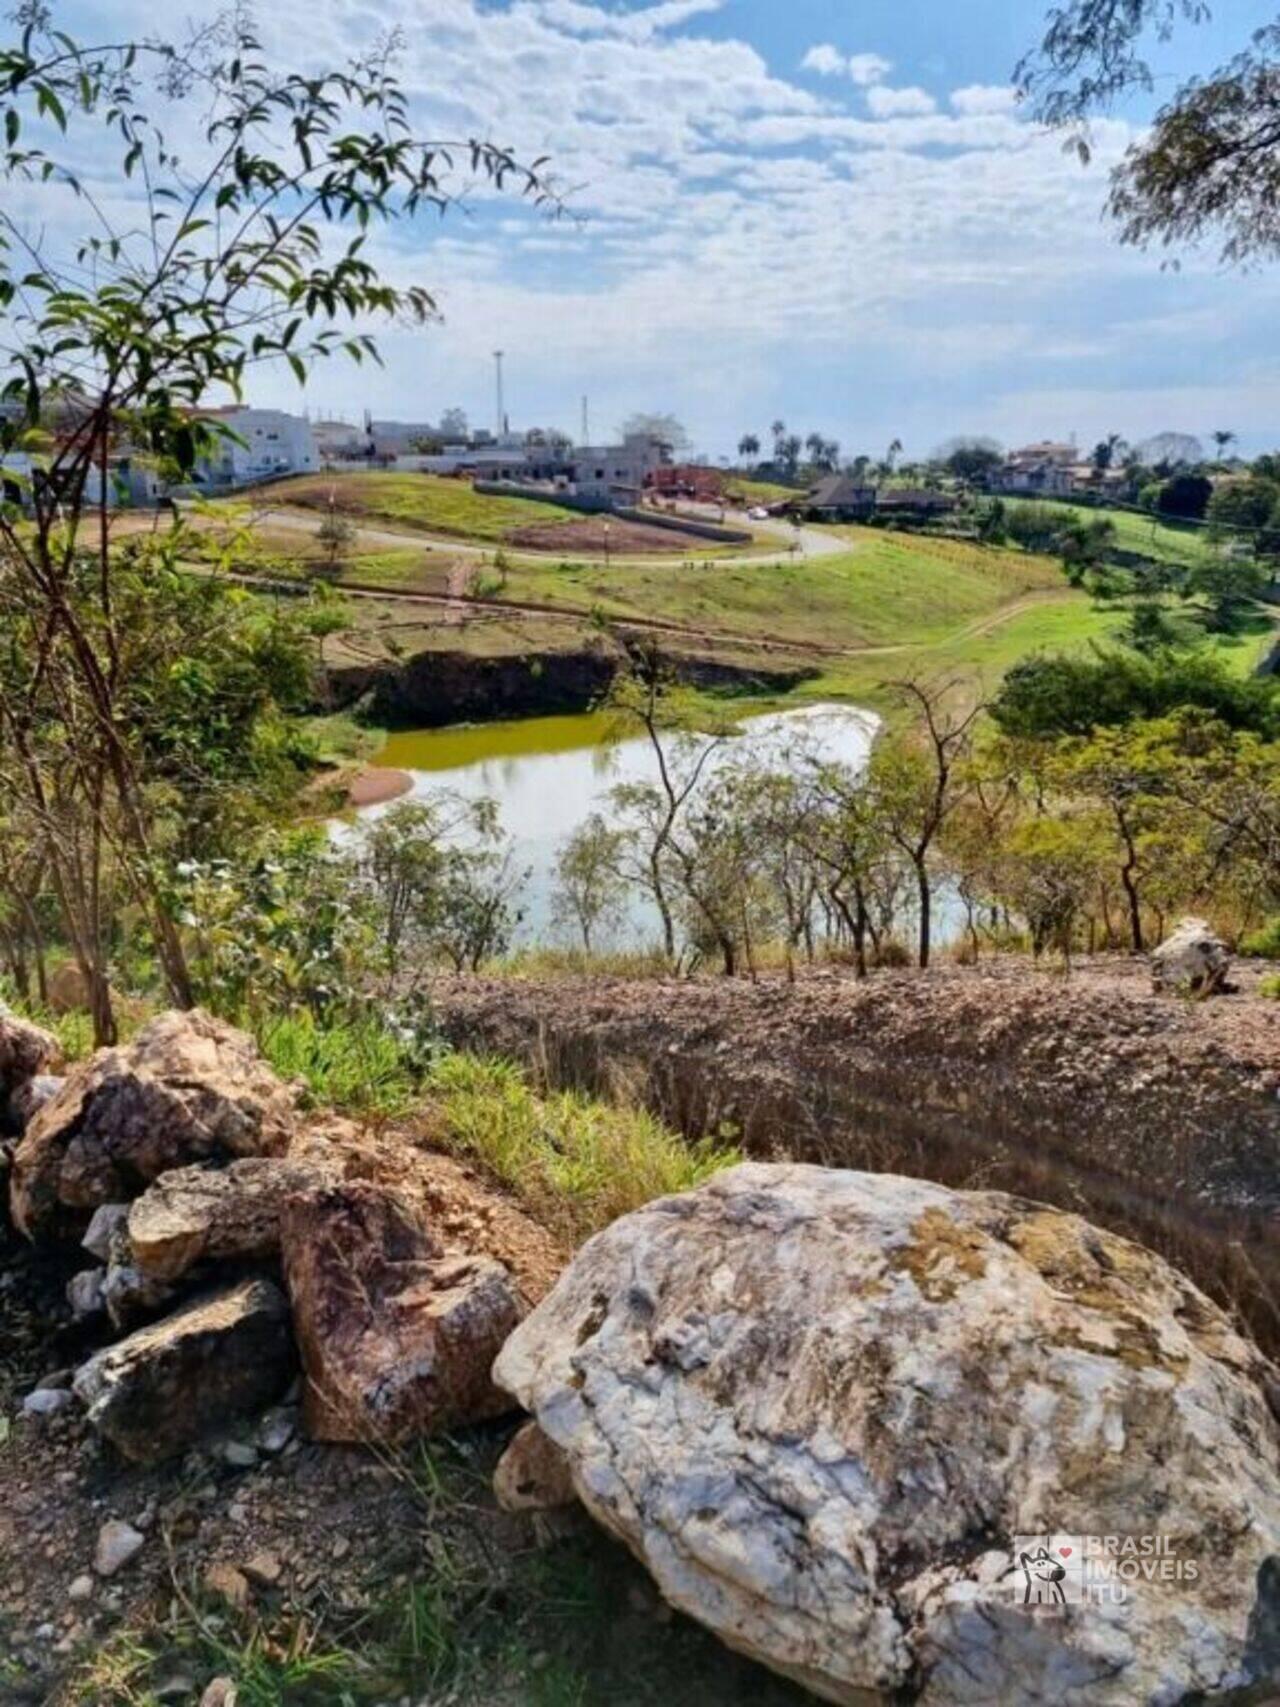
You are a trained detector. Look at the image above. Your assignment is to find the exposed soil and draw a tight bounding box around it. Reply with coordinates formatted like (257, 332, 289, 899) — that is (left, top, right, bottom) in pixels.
(344, 766, 413, 808)
(505, 516, 711, 555)
(431, 956, 1280, 1353)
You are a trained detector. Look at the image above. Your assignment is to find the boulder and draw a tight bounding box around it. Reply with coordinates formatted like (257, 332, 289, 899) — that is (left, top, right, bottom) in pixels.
(1150, 916, 1231, 995)
(0, 1005, 60, 1132)
(73, 1278, 294, 1463)
(128, 1155, 340, 1283)
(493, 1420, 577, 1513)
(11, 1073, 65, 1129)
(9, 1009, 297, 1238)
(494, 1163, 1280, 1707)
(281, 1181, 521, 1444)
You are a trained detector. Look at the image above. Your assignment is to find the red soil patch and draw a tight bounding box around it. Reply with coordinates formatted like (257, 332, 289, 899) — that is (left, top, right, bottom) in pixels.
(507, 516, 710, 555)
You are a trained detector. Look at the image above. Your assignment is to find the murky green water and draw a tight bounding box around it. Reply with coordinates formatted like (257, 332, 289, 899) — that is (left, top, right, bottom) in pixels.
(367, 703, 879, 946)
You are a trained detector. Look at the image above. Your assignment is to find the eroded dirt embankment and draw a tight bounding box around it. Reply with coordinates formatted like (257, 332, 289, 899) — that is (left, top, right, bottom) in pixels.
(432, 959, 1280, 1350)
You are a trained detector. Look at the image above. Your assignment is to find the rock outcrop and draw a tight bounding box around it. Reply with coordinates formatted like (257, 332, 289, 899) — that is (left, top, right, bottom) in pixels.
(281, 1181, 521, 1444)
(1150, 916, 1232, 994)
(127, 1155, 340, 1283)
(73, 1278, 294, 1463)
(9, 1010, 298, 1237)
(495, 1163, 1280, 1707)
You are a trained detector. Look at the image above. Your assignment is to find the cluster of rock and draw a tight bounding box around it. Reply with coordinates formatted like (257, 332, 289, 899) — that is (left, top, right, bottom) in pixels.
(2, 1005, 554, 1464)
(6, 996, 1279, 1706)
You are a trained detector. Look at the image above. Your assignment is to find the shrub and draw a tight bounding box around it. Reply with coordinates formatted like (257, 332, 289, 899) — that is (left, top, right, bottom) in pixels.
(1260, 974, 1280, 1001)
(252, 1008, 428, 1119)
(1241, 917, 1280, 960)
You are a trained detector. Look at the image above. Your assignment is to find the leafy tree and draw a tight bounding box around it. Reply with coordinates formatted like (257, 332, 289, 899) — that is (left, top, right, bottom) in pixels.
(315, 510, 358, 572)
(439, 407, 470, 441)
(1185, 553, 1270, 630)
(1019, 5, 1280, 264)
(991, 649, 1280, 740)
(1156, 473, 1213, 520)
(0, 12, 555, 1039)
(1208, 476, 1280, 535)
(1212, 429, 1238, 460)
(552, 814, 627, 952)
(939, 439, 1004, 483)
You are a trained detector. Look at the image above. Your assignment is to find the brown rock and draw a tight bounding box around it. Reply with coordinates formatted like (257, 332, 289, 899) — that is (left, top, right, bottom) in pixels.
(128, 1155, 340, 1282)
(73, 1278, 295, 1463)
(493, 1421, 577, 1513)
(0, 1003, 60, 1120)
(10, 1009, 297, 1238)
(281, 1181, 521, 1444)
(242, 1550, 283, 1587)
(203, 1562, 252, 1611)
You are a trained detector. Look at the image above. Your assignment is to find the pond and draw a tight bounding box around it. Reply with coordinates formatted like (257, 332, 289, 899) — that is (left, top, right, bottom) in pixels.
(361, 702, 881, 949)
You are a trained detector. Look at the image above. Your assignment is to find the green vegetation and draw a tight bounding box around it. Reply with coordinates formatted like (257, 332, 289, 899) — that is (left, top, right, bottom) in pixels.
(1002, 497, 1214, 569)
(425, 1051, 738, 1240)
(265, 472, 588, 542)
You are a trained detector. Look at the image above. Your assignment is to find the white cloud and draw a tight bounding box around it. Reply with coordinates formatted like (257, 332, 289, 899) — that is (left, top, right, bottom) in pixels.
(866, 85, 937, 118)
(951, 83, 1019, 116)
(847, 52, 892, 87)
(800, 43, 845, 76)
(530, 0, 725, 42)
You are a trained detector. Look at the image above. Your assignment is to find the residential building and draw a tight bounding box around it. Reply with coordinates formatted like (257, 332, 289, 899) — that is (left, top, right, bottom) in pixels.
(875, 487, 958, 519)
(196, 407, 318, 486)
(562, 433, 670, 503)
(989, 441, 1077, 497)
(802, 474, 876, 522)
(312, 418, 363, 459)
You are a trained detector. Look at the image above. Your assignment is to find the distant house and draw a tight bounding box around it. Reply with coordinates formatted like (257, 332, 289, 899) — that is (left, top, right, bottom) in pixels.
(989, 442, 1077, 498)
(875, 487, 957, 519)
(803, 475, 876, 521)
(313, 418, 363, 459)
(195, 407, 318, 487)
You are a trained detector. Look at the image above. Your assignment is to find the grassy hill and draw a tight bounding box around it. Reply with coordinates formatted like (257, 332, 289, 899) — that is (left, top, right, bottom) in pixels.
(1001, 496, 1215, 569)
(265, 472, 589, 542)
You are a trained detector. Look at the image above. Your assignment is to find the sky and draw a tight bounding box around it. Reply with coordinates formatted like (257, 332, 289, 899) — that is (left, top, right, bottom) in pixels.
(21, 0, 1280, 458)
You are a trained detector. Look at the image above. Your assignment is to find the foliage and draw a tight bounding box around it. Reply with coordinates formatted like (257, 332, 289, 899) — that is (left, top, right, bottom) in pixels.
(991, 648, 1280, 741)
(1241, 916, 1280, 959)
(552, 814, 628, 951)
(252, 1007, 428, 1118)
(426, 1051, 739, 1241)
(1156, 474, 1213, 521)
(1019, 5, 1280, 264)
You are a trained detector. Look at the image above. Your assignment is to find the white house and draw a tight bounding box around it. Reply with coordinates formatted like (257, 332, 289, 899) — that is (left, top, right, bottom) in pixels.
(196, 407, 318, 486)
(989, 441, 1077, 498)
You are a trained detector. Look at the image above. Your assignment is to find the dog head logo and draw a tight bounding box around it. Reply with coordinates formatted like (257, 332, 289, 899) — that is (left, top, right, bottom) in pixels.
(1019, 1544, 1068, 1606)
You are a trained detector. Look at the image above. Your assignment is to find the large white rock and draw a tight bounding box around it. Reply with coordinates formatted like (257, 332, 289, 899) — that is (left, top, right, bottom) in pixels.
(1150, 916, 1231, 995)
(494, 1163, 1280, 1706)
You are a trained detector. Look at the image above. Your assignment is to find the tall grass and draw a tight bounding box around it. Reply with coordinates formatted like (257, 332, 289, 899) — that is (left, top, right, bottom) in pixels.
(252, 1009, 424, 1119)
(424, 1051, 739, 1241)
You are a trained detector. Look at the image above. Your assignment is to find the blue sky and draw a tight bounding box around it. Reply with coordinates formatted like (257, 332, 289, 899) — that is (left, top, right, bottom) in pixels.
(32, 0, 1280, 457)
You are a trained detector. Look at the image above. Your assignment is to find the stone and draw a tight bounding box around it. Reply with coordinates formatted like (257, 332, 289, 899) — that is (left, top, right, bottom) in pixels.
(203, 1562, 251, 1611)
(200, 1679, 238, 1707)
(493, 1421, 577, 1513)
(46, 960, 91, 1015)
(102, 1256, 177, 1332)
(11, 1074, 65, 1128)
(21, 1387, 73, 1418)
(74, 1278, 295, 1464)
(1150, 915, 1231, 995)
(66, 1268, 106, 1320)
(0, 1002, 60, 1097)
(257, 1407, 295, 1454)
(82, 1202, 129, 1261)
(93, 1519, 145, 1577)
(128, 1155, 339, 1283)
(222, 1441, 258, 1469)
(67, 1575, 94, 1603)
(281, 1181, 521, 1444)
(243, 1550, 282, 1587)
(10, 1009, 298, 1238)
(494, 1162, 1280, 1707)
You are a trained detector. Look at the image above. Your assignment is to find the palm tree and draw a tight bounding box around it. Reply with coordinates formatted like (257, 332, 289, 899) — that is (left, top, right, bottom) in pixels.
(738, 432, 760, 466)
(886, 437, 903, 471)
(1212, 429, 1237, 462)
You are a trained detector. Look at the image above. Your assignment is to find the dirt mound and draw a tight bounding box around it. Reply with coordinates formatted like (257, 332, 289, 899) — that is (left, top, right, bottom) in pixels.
(431, 956, 1280, 1352)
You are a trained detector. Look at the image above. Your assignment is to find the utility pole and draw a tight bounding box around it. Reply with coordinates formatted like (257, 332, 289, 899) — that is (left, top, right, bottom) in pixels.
(494, 350, 505, 440)
(581, 394, 589, 446)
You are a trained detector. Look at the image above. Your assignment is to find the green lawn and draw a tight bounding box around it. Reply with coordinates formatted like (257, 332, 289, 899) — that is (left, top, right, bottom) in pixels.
(265, 472, 589, 542)
(1001, 496, 1215, 569)
(724, 475, 801, 504)
(495, 528, 1068, 651)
